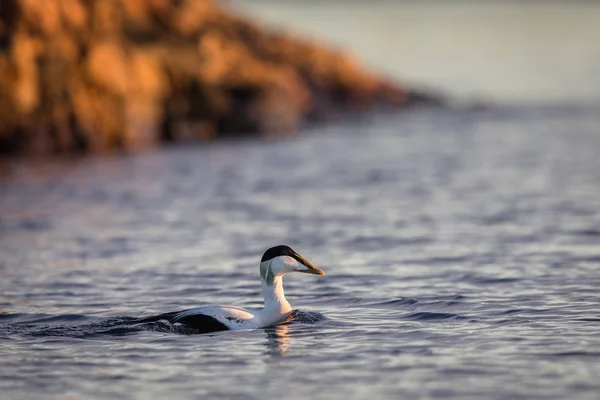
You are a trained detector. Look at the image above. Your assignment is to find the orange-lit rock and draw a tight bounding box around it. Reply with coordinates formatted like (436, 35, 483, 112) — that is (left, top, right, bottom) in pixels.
(0, 0, 414, 155)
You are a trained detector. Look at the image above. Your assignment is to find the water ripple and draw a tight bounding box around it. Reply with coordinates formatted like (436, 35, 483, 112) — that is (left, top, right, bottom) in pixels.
(1, 105, 599, 399)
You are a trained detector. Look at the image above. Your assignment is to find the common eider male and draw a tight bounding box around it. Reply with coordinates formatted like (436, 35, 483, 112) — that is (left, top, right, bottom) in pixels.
(139, 245, 325, 333)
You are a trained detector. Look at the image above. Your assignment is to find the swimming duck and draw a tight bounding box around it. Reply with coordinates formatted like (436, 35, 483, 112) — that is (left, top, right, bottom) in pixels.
(139, 245, 324, 333)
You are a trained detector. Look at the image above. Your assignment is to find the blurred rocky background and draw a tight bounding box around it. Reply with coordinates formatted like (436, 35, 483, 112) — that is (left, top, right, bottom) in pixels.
(0, 0, 426, 155)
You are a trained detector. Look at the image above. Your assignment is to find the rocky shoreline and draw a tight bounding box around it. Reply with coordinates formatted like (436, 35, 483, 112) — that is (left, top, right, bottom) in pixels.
(0, 0, 438, 155)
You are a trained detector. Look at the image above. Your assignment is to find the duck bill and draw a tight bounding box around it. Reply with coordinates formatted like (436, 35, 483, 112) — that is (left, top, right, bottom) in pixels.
(293, 253, 325, 276)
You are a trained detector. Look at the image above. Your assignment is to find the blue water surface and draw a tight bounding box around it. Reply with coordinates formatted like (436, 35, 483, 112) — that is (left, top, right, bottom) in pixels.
(1, 105, 600, 399)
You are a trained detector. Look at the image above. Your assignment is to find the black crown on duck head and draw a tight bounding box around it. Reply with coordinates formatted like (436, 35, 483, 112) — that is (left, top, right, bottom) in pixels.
(261, 245, 296, 263)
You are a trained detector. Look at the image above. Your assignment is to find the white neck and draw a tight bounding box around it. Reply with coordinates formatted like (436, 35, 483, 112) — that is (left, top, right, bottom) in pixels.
(255, 276, 292, 327)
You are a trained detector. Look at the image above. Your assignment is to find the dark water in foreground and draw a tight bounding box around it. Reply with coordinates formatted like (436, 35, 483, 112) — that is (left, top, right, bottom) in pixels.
(1, 105, 600, 399)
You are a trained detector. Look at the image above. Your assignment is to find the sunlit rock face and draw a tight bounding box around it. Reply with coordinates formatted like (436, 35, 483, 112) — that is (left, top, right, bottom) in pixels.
(0, 0, 409, 155)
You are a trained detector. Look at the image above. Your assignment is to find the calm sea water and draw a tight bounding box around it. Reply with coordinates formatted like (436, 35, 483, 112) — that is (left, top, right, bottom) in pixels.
(1, 104, 599, 399)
